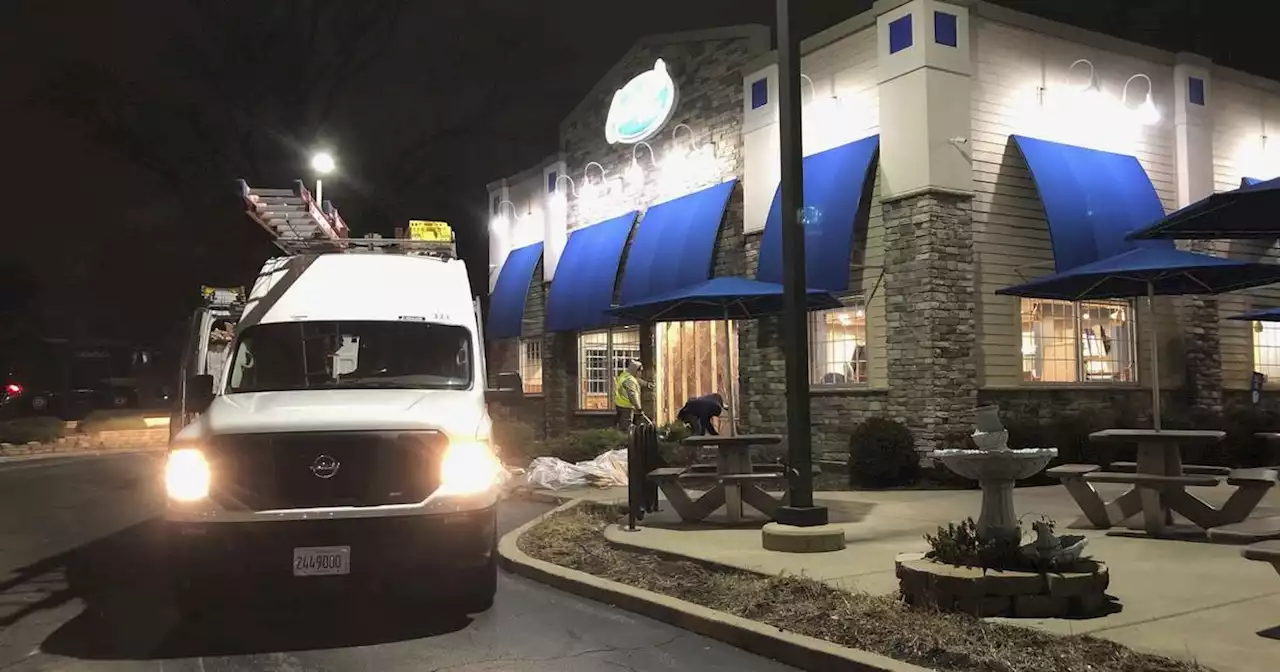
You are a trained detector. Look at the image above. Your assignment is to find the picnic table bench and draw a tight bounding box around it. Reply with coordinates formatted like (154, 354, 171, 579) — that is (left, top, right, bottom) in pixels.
(647, 434, 787, 523)
(1243, 540, 1280, 578)
(1047, 428, 1277, 537)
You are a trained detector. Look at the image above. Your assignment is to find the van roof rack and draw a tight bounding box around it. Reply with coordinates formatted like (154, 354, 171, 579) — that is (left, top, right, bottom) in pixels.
(237, 179, 456, 260)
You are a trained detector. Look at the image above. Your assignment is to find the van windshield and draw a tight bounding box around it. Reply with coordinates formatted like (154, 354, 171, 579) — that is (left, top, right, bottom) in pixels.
(226, 321, 472, 393)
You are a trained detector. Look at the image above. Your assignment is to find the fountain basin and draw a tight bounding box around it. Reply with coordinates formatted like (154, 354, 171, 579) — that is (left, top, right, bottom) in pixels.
(931, 447, 1058, 539)
(932, 447, 1057, 481)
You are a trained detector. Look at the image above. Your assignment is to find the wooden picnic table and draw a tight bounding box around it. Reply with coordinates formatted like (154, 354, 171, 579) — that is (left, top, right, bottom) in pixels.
(1088, 429, 1225, 535)
(652, 434, 784, 523)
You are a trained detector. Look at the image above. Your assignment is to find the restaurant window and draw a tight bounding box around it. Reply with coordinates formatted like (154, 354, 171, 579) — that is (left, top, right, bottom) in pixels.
(519, 338, 543, 395)
(577, 328, 640, 410)
(1251, 321, 1280, 383)
(654, 321, 739, 425)
(1020, 298, 1137, 383)
(809, 297, 868, 386)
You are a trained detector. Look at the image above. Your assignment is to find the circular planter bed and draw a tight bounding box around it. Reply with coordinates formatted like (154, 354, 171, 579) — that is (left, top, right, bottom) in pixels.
(895, 552, 1110, 618)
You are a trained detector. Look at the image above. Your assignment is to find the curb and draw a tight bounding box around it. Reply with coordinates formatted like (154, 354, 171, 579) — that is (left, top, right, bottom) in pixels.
(498, 500, 929, 672)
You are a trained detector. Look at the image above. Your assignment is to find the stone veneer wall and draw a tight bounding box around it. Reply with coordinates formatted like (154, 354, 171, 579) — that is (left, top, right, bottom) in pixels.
(882, 192, 978, 451)
(1183, 239, 1224, 415)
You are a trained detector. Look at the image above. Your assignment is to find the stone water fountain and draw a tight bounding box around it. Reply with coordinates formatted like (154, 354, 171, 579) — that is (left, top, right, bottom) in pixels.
(931, 405, 1058, 541)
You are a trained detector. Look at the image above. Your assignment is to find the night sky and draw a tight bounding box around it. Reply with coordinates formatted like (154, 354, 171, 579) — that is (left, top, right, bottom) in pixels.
(0, 0, 1269, 353)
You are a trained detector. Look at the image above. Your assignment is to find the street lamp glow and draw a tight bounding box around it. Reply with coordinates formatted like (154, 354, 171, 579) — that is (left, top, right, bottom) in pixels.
(311, 152, 336, 175)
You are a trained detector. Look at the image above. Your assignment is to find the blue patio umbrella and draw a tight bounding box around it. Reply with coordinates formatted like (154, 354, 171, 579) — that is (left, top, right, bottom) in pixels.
(997, 247, 1280, 428)
(609, 276, 841, 322)
(1226, 306, 1280, 322)
(609, 277, 841, 435)
(1127, 176, 1280, 240)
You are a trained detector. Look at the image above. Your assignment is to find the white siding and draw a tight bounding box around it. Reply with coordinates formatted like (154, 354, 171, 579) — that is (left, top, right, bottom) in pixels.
(742, 26, 880, 235)
(972, 18, 1181, 388)
(488, 170, 547, 293)
(864, 171, 888, 387)
(1212, 77, 1280, 389)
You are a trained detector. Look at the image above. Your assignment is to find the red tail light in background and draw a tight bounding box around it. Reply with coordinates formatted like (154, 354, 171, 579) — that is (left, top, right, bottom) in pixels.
(4, 383, 22, 396)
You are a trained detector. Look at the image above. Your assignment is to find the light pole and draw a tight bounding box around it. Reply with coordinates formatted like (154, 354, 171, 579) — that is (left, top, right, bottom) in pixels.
(774, 0, 828, 527)
(310, 151, 336, 204)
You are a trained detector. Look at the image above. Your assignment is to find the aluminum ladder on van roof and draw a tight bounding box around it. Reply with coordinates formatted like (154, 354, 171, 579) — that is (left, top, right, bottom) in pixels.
(237, 179, 457, 260)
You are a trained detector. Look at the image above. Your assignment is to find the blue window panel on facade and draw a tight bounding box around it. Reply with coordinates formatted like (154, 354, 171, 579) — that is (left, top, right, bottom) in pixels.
(755, 135, 880, 293)
(751, 78, 768, 110)
(1009, 135, 1171, 274)
(617, 180, 738, 308)
(545, 211, 639, 333)
(889, 14, 913, 54)
(486, 242, 543, 341)
(547, 171, 558, 193)
(1189, 77, 1206, 106)
(934, 11, 958, 47)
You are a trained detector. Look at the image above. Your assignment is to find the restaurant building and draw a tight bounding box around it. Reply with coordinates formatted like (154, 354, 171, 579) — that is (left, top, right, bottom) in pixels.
(485, 0, 1280, 457)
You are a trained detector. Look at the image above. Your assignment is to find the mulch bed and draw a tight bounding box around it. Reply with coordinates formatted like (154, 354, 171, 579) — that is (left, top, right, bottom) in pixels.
(518, 503, 1210, 672)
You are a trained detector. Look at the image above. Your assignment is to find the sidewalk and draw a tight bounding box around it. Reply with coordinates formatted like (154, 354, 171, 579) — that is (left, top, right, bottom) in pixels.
(531, 482, 1280, 672)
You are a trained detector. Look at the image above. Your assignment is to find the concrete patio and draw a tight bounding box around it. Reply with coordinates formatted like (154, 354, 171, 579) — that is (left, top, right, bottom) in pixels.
(531, 481, 1280, 672)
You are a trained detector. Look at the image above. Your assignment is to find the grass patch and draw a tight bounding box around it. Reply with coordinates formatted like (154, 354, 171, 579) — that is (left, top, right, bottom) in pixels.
(0, 417, 66, 444)
(77, 410, 153, 433)
(519, 504, 1209, 672)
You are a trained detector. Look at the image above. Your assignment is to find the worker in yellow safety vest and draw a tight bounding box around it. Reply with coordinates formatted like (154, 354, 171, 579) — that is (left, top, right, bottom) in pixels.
(613, 360, 650, 430)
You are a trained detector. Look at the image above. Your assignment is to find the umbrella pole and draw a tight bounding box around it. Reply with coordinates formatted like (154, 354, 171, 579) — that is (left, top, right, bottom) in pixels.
(1148, 281, 1162, 430)
(723, 306, 737, 436)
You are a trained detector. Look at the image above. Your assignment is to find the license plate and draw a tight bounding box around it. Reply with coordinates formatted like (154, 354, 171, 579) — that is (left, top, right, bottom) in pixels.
(292, 546, 351, 576)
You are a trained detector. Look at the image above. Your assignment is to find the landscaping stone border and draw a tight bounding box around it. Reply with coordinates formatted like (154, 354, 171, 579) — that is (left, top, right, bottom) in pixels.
(894, 552, 1111, 618)
(0, 428, 168, 458)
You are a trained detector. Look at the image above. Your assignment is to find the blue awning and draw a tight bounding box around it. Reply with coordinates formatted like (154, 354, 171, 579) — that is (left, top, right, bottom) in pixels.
(756, 135, 880, 292)
(610, 276, 841, 322)
(1010, 135, 1171, 272)
(545, 212, 638, 333)
(486, 242, 543, 341)
(618, 180, 737, 306)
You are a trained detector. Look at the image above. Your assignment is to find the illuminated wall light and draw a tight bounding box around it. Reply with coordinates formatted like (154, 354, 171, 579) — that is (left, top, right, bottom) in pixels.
(493, 199, 517, 234)
(1070, 59, 1102, 102)
(582, 161, 608, 202)
(1122, 73, 1161, 126)
(626, 141, 657, 194)
(551, 174, 578, 213)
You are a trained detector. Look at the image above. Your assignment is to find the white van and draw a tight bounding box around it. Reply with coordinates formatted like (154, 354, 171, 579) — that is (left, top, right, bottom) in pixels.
(164, 251, 516, 612)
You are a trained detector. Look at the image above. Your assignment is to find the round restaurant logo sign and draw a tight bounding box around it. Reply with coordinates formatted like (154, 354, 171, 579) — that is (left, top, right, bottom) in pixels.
(604, 59, 678, 145)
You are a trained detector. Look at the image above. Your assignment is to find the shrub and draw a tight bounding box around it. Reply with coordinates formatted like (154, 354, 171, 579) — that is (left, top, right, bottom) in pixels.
(77, 410, 152, 433)
(492, 420, 539, 463)
(0, 417, 66, 445)
(543, 428, 629, 464)
(924, 516, 1059, 572)
(848, 418, 919, 487)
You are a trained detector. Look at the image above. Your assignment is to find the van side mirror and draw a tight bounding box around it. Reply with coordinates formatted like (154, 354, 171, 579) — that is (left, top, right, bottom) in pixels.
(486, 371, 523, 403)
(187, 374, 215, 413)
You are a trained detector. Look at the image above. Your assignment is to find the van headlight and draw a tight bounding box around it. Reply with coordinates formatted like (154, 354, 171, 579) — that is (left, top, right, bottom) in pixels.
(438, 440, 501, 495)
(165, 448, 211, 502)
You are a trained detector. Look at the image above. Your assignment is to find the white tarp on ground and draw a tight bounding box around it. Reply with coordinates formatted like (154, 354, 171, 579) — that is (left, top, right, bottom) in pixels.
(525, 449, 628, 491)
